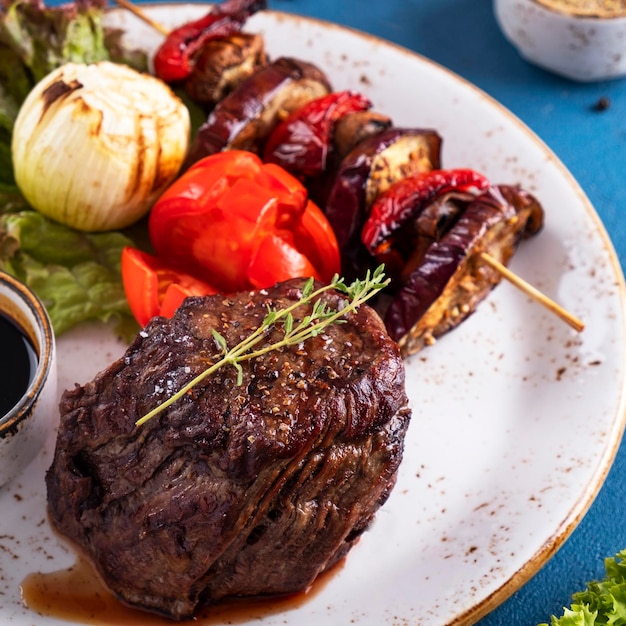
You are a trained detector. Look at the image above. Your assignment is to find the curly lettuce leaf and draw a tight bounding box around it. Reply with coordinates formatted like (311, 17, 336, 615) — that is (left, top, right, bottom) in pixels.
(0, 209, 138, 338)
(1, 0, 147, 81)
(0, 37, 29, 189)
(1, 0, 109, 83)
(541, 550, 626, 626)
(543, 606, 599, 626)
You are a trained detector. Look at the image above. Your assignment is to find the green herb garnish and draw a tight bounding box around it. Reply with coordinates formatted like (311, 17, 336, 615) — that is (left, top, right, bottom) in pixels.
(540, 548, 626, 625)
(136, 266, 390, 427)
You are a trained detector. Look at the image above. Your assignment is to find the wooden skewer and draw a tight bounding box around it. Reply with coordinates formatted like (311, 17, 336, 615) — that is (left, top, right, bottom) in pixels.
(480, 252, 584, 332)
(114, 0, 171, 36)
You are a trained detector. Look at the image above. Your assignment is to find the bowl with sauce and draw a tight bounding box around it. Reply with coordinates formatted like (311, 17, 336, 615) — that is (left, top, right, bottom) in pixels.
(494, 0, 626, 81)
(0, 271, 56, 488)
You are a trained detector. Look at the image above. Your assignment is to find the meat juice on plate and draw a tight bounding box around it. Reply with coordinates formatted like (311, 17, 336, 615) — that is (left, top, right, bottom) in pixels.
(21, 553, 344, 624)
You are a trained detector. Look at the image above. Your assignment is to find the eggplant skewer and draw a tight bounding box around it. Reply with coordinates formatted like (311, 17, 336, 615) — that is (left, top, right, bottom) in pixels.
(116, 0, 584, 343)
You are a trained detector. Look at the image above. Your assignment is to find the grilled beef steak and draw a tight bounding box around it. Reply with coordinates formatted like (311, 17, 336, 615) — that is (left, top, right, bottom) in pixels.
(46, 279, 411, 620)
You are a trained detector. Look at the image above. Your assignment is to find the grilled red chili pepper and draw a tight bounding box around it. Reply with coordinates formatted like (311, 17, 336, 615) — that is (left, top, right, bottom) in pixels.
(263, 90, 372, 178)
(153, 0, 267, 83)
(361, 168, 491, 255)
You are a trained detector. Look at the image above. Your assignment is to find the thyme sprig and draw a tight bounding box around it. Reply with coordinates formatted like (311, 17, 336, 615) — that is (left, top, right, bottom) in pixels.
(135, 266, 389, 426)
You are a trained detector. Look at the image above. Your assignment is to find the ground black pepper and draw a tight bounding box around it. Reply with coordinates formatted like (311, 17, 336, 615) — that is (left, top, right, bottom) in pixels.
(591, 96, 611, 112)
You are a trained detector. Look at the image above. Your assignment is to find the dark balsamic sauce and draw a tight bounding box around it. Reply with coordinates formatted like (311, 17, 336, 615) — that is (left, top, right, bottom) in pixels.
(0, 312, 38, 416)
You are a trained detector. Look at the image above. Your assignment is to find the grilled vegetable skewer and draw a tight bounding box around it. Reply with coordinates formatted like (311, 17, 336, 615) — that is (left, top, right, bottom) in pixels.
(153, 0, 267, 83)
(113, 0, 584, 347)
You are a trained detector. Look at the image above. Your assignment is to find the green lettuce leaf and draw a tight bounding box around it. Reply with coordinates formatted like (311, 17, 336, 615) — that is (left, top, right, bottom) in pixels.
(0, 37, 29, 189)
(0, 209, 138, 338)
(541, 550, 626, 626)
(1, 0, 109, 83)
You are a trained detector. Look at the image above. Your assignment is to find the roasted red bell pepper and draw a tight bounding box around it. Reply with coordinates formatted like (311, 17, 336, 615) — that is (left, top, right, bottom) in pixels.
(153, 0, 267, 83)
(121, 247, 218, 326)
(292, 199, 342, 282)
(148, 150, 341, 294)
(361, 168, 491, 256)
(263, 90, 372, 178)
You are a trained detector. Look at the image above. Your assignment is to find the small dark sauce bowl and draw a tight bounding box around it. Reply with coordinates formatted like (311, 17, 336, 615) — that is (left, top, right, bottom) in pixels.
(0, 271, 57, 488)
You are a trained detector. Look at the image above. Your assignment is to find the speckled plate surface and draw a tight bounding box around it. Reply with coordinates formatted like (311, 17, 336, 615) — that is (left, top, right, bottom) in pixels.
(2, 6, 626, 626)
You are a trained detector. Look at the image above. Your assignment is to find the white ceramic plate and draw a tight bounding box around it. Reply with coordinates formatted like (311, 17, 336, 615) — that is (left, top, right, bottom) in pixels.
(2, 5, 625, 626)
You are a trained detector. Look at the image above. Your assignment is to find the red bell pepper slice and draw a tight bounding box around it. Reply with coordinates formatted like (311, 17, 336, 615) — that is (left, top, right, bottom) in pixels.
(153, 0, 267, 83)
(148, 150, 340, 294)
(121, 247, 218, 327)
(293, 200, 342, 282)
(158, 282, 207, 320)
(247, 233, 319, 289)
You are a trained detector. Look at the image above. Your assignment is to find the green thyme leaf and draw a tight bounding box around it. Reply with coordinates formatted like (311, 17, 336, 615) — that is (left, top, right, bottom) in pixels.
(212, 329, 228, 354)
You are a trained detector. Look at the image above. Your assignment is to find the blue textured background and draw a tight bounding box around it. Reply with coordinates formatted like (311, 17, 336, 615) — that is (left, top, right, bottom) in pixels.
(44, 0, 626, 623)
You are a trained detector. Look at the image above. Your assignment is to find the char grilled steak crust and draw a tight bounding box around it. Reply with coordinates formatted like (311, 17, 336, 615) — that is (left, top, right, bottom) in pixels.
(45, 279, 411, 620)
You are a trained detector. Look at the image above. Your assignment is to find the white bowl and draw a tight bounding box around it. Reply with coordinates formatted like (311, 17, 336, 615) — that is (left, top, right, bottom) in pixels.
(0, 272, 57, 488)
(494, 0, 626, 81)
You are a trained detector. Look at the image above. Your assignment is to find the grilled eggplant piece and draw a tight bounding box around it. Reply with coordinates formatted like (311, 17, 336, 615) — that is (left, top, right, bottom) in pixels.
(184, 57, 332, 168)
(323, 127, 442, 278)
(333, 110, 392, 161)
(384, 184, 544, 355)
(501, 183, 544, 238)
(185, 33, 268, 107)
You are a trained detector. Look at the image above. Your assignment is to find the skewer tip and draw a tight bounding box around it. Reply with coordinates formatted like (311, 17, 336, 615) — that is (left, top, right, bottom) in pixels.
(480, 252, 584, 333)
(114, 0, 171, 37)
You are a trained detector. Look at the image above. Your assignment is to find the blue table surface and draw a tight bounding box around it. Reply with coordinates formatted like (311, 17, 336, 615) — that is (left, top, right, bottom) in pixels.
(268, 3, 626, 625)
(45, 0, 626, 623)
